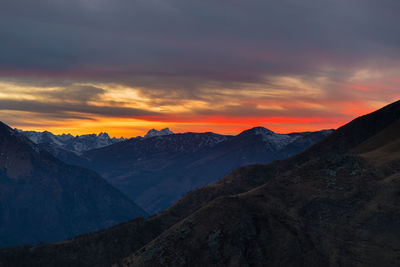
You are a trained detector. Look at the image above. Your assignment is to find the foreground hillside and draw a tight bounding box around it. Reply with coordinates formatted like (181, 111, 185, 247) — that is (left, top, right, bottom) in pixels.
(1, 100, 399, 266)
(0, 123, 146, 248)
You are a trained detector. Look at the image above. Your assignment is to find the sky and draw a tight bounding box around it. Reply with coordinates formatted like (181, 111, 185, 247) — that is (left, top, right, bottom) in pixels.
(0, 0, 399, 137)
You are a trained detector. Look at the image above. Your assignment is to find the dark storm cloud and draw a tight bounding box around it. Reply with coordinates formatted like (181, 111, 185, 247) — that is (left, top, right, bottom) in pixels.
(1, 0, 399, 87)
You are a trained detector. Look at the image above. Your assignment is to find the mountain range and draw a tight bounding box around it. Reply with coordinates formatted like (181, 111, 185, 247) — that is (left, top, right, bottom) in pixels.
(17, 127, 173, 156)
(44, 127, 332, 214)
(0, 123, 146, 248)
(0, 123, 331, 249)
(1, 100, 399, 266)
(17, 130, 125, 154)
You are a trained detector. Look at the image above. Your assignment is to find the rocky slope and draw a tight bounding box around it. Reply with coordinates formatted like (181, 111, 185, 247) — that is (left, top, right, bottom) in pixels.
(0, 123, 146, 248)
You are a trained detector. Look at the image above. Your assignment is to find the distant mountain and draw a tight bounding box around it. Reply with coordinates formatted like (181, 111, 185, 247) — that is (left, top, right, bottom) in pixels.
(3, 101, 399, 267)
(61, 127, 332, 214)
(17, 129, 126, 155)
(143, 128, 174, 138)
(0, 122, 146, 248)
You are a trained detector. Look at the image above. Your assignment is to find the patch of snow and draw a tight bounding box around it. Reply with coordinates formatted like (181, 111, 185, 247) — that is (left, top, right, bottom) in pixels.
(17, 129, 126, 154)
(252, 127, 300, 150)
(144, 128, 174, 138)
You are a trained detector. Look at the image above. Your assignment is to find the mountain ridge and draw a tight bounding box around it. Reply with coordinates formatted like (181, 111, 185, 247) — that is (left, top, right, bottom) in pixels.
(16, 126, 332, 214)
(17, 129, 126, 154)
(76, 127, 332, 213)
(0, 122, 147, 248)
(143, 128, 174, 138)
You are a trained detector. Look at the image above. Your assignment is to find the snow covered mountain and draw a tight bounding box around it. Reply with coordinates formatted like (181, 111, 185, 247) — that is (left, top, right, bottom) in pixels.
(143, 128, 174, 138)
(241, 127, 334, 152)
(17, 130, 126, 154)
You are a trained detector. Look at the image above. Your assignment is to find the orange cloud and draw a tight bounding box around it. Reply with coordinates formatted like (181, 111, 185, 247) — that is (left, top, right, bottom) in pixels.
(1, 69, 399, 137)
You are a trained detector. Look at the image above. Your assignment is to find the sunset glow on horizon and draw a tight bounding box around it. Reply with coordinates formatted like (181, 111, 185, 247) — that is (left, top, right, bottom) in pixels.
(2, 74, 397, 138)
(0, 0, 399, 137)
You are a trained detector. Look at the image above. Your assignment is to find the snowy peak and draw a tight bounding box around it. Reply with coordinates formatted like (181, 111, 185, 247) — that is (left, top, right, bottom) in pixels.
(240, 127, 331, 151)
(144, 128, 174, 138)
(17, 129, 126, 154)
(239, 126, 275, 136)
(98, 132, 111, 140)
(243, 127, 292, 149)
(251, 126, 275, 135)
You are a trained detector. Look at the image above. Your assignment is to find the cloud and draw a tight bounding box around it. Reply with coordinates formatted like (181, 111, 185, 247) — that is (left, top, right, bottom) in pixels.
(38, 85, 106, 103)
(1, 0, 399, 82)
(0, 84, 160, 122)
(0, 0, 399, 136)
